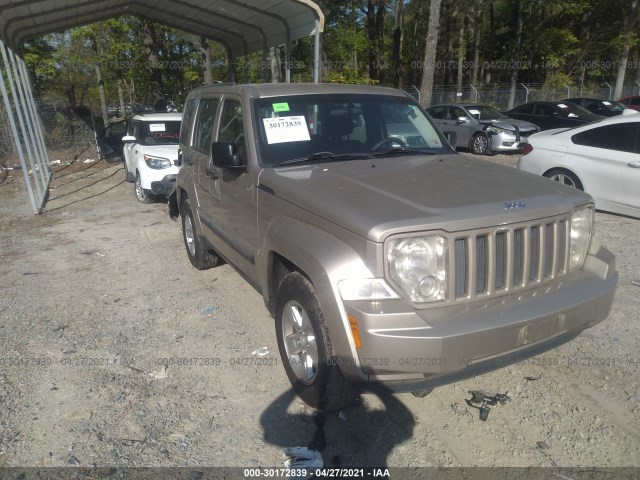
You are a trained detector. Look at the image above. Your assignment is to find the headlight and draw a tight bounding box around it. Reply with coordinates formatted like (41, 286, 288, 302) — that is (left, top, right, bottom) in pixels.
(387, 235, 448, 303)
(338, 278, 399, 301)
(569, 206, 594, 270)
(144, 154, 172, 169)
(486, 125, 510, 135)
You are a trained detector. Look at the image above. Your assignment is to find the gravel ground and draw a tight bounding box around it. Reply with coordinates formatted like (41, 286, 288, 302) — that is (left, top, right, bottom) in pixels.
(0, 153, 639, 473)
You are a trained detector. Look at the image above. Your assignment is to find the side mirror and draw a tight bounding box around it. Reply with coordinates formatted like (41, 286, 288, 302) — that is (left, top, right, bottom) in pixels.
(456, 116, 469, 124)
(122, 135, 136, 143)
(211, 141, 244, 169)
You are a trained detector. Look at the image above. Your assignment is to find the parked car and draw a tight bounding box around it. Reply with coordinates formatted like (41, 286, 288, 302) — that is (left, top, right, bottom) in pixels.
(618, 95, 640, 110)
(518, 113, 640, 218)
(122, 112, 182, 203)
(98, 119, 128, 162)
(505, 101, 603, 131)
(564, 97, 629, 117)
(426, 103, 539, 154)
(168, 83, 617, 411)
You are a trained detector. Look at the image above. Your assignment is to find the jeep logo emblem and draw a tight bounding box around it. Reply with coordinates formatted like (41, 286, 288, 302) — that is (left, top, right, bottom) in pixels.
(504, 201, 526, 210)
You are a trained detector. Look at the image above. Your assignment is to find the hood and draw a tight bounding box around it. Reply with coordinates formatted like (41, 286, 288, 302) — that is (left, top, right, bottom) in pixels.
(479, 118, 538, 131)
(259, 154, 592, 242)
(141, 145, 179, 161)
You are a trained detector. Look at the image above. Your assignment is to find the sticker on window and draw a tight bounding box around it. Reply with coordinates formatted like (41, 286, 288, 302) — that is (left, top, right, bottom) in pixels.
(557, 104, 568, 109)
(468, 109, 480, 115)
(149, 123, 166, 132)
(602, 101, 611, 105)
(272, 102, 290, 112)
(263, 116, 310, 144)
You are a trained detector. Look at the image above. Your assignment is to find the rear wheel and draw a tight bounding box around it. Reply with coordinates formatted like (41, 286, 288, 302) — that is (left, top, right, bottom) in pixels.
(124, 161, 134, 183)
(275, 272, 357, 411)
(181, 198, 219, 270)
(544, 168, 584, 190)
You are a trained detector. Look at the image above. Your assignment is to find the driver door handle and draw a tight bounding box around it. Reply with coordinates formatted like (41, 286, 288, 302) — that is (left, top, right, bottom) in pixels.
(205, 168, 218, 179)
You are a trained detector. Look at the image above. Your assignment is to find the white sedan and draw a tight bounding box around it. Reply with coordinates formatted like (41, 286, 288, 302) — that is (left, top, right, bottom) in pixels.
(517, 111, 640, 219)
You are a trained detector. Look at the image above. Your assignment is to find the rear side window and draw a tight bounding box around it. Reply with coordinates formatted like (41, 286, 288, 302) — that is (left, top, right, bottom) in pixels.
(514, 103, 534, 114)
(572, 123, 639, 153)
(192, 100, 219, 153)
(632, 97, 640, 106)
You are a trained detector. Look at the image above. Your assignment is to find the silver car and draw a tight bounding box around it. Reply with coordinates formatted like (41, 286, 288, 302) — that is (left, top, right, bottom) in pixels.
(427, 103, 539, 154)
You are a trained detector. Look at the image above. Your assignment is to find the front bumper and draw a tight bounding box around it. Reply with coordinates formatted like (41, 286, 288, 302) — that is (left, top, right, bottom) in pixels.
(149, 174, 177, 196)
(489, 130, 536, 152)
(338, 247, 617, 391)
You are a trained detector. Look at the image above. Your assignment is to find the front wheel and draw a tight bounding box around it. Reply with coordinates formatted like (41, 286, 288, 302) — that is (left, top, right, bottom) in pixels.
(135, 172, 153, 203)
(543, 168, 584, 191)
(275, 272, 357, 411)
(470, 133, 490, 155)
(181, 198, 219, 270)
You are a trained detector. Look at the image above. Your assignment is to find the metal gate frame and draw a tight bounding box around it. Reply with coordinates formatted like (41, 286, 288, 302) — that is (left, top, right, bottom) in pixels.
(0, 39, 51, 215)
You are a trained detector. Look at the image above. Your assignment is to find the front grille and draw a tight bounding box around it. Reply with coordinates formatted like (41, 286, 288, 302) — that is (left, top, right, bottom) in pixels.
(451, 215, 570, 301)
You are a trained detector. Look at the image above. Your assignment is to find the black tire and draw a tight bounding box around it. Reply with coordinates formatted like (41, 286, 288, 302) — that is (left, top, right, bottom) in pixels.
(275, 272, 358, 411)
(470, 132, 490, 155)
(181, 198, 219, 270)
(135, 172, 154, 204)
(543, 168, 584, 191)
(124, 161, 135, 183)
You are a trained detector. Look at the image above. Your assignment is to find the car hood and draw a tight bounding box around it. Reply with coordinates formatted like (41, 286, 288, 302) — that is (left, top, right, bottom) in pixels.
(259, 154, 591, 242)
(140, 145, 179, 160)
(479, 118, 538, 131)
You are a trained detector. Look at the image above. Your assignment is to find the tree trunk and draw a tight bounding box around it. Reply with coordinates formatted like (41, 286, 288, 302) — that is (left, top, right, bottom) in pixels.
(269, 46, 282, 83)
(456, 25, 465, 97)
(201, 36, 213, 84)
(485, 0, 495, 84)
(419, 0, 442, 107)
(118, 79, 126, 120)
(95, 63, 110, 128)
(408, 1, 423, 88)
(141, 21, 164, 100)
(507, 0, 523, 110)
(392, 0, 405, 88)
(613, 0, 639, 99)
(470, 0, 482, 87)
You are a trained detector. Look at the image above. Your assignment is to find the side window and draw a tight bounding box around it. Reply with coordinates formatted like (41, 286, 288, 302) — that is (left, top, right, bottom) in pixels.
(180, 98, 197, 145)
(448, 107, 466, 120)
(193, 99, 219, 153)
(632, 98, 640, 106)
(132, 121, 141, 141)
(218, 100, 245, 160)
(514, 103, 534, 114)
(428, 106, 446, 119)
(535, 104, 556, 116)
(572, 123, 638, 153)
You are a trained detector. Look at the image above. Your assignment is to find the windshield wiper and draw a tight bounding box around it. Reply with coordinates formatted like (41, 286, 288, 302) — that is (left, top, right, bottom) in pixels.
(276, 151, 373, 166)
(371, 147, 439, 156)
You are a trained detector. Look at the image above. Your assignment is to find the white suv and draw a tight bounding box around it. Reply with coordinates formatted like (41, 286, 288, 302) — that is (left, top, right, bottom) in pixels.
(122, 113, 182, 203)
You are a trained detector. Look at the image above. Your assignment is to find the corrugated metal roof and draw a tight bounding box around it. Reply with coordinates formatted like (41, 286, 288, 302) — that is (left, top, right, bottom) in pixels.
(0, 0, 324, 56)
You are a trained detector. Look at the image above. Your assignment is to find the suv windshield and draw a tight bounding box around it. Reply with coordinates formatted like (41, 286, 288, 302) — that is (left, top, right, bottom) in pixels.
(254, 94, 450, 166)
(140, 120, 181, 146)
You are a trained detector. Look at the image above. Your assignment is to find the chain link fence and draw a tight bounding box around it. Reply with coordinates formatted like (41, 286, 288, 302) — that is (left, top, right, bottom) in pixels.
(406, 82, 640, 109)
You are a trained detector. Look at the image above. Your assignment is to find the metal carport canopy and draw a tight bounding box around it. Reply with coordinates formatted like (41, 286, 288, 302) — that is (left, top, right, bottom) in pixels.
(0, 0, 324, 80)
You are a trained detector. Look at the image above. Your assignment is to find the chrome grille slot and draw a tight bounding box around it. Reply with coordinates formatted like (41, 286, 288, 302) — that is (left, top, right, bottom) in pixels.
(454, 239, 467, 297)
(450, 214, 570, 304)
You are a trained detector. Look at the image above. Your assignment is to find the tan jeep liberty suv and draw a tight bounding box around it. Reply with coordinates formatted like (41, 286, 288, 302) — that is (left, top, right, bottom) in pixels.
(169, 83, 617, 411)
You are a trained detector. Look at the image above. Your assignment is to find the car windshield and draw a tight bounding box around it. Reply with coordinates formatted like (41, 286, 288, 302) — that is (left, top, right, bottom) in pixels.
(140, 120, 181, 146)
(603, 100, 626, 112)
(254, 94, 450, 166)
(465, 105, 507, 120)
(555, 102, 596, 118)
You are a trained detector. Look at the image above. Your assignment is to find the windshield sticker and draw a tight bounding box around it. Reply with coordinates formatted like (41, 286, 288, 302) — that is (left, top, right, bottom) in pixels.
(557, 104, 568, 109)
(272, 102, 290, 112)
(602, 101, 611, 105)
(568, 113, 578, 117)
(468, 109, 480, 115)
(149, 123, 166, 132)
(263, 116, 310, 144)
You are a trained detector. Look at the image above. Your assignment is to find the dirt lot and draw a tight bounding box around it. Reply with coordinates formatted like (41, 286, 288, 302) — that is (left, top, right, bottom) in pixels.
(0, 154, 639, 475)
